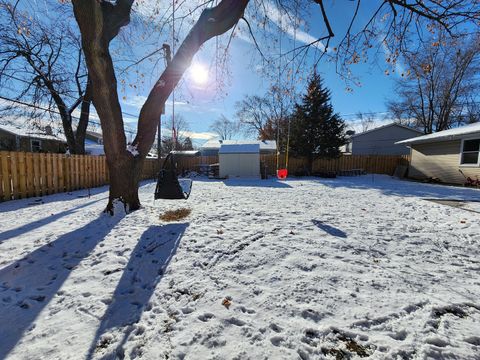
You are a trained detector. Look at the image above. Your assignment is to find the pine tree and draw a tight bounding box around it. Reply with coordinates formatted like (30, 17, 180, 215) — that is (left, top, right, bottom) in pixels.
(290, 71, 346, 173)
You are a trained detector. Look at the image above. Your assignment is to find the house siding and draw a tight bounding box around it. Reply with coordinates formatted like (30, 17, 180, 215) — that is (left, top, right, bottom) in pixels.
(0, 129, 16, 150)
(0, 129, 66, 153)
(352, 126, 422, 155)
(409, 140, 480, 184)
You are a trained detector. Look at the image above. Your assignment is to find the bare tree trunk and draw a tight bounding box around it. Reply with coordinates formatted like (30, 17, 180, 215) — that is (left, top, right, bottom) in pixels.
(74, 78, 93, 154)
(72, 0, 248, 213)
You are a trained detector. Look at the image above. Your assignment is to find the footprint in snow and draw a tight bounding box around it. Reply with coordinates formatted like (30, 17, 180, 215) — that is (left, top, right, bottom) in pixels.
(226, 317, 246, 327)
(388, 329, 408, 341)
(301, 308, 328, 322)
(198, 313, 215, 322)
(270, 335, 285, 347)
(237, 305, 256, 314)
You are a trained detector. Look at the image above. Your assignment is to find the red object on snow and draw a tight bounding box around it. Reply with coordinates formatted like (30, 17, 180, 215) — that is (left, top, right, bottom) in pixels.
(277, 169, 288, 180)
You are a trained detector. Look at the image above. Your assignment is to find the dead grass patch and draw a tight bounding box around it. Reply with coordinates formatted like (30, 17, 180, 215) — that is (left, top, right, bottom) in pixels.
(159, 208, 192, 222)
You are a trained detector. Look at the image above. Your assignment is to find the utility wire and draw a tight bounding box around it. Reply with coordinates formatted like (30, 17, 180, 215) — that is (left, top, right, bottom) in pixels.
(0, 94, 137, 135)
(0, 72, 141, 119)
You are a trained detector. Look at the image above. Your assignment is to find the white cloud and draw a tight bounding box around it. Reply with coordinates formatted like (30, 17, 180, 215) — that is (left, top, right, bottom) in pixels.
(378, 36, 406, 76)
(122, 95, 147, 110)
(262, 1, 326, 51)
(122, 95, 189, 111)
(160, 128, 217, 141)
(181, 130, 217, 140)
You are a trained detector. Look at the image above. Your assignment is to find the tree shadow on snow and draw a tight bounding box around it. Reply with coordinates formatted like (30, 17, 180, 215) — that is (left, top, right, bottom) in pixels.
(87, 223, 188, 360)
(312, 220, 347, 238)
(0, 186, 109, 214)
(222, 179, 292, 188)
(0, 197, 107, 243)
(0, 213, 124, 359)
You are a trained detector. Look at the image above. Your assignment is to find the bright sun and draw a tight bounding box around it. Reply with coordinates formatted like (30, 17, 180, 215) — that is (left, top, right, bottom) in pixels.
(190, 63, 209, 85)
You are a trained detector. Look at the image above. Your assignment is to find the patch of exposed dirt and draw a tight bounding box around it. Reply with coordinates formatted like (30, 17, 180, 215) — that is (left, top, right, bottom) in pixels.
(160, 208, 192, 222)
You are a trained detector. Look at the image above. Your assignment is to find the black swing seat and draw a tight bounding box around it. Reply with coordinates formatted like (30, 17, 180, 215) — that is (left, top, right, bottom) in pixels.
(154, 152, 192, 200)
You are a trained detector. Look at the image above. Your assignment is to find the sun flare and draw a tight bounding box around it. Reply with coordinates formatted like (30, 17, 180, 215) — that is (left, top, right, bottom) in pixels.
(189, 63, 209, 85)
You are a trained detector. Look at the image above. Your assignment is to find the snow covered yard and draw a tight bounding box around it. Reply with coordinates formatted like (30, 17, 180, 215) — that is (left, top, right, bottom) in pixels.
(0, 175, 479, 360)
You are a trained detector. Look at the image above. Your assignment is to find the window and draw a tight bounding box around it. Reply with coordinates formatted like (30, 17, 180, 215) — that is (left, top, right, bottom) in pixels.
(460, 139, 480, 165)
(31, 139, 42, 152)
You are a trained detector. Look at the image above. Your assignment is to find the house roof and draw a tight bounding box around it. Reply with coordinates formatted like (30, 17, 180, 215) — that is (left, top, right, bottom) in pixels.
(218, 143, 260, 154)
(396, 122, 480, 145)
(170, 150, 201, 156)
(201, 139, 276, 151)
(85, 130, 103, 139)
(350, 123, 423, 139)
(0, 120, 66, 142)
(84, 139, 105, 155)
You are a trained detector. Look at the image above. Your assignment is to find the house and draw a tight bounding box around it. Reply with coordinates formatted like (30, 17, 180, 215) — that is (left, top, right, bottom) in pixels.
(84, 130, 105, 155)
(0, 122, 67, 153)
(200, 139, 276, 156)
(347, 123, 423, 155)
(85, 130, 103, 144)
(219, 143, 261, 178)
(396, 122, 480, 185)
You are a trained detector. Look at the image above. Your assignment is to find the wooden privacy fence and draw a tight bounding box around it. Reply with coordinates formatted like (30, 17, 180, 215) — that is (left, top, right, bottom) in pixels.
(0, 151, 410, 202)
(260, 154, 410, 177)
(0, 151, 161, 202)
(174, 155, 219, 173)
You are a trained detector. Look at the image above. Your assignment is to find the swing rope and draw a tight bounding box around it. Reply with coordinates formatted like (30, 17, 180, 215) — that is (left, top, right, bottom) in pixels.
(284, 2, 297, 173)
(276, 3, 298, 179)
(171, 0, 176, 150)
(275, 3, 283, 174)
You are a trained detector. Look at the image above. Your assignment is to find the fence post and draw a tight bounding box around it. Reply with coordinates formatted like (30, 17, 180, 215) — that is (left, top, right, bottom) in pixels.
(0, 151, 10, 201)
(0, 152, 4, 202)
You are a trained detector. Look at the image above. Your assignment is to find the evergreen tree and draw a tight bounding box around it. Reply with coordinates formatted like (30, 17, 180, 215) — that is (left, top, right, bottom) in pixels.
(182, 137, 194, 150)
(290, 71, 346, 173)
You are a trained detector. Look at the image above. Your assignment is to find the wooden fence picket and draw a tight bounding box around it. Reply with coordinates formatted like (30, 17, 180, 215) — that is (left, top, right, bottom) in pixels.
(0, 152, 10, 201)
(17, 152, 27, 199)
(10, 152, 19, 199)
(0, 152, 4, 201)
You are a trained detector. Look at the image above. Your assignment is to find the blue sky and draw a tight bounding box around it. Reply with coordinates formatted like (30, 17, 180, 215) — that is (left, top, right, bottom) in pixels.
(117, 1, 399, 146)
(1, 0, 400, 146)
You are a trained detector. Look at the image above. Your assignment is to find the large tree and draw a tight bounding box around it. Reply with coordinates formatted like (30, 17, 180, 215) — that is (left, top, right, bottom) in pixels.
(235, 85, 294, 151)
(388, 32, 479, 134)
(0, 1, 92, 154)
(68, 0, 479, 213)
(209, 114, 239, 140)
(290, 71, 346, 172)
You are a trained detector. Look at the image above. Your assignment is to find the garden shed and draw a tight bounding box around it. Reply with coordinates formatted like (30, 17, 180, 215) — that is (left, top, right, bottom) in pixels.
(219, 143, 260, 178)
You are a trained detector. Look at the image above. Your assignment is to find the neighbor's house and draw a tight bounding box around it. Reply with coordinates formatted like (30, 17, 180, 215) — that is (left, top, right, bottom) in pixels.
(84, 130, 105, 155)
(396, 122, 480, 184)
(200, 139, 276, 156)
(219, 143, 261, 178)
(0, 123, 67, 153)
(347, 123, 423, 155)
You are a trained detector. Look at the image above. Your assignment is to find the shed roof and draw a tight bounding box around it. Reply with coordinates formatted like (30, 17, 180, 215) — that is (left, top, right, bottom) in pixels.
(396, 122, 480, 145)
(218, 143, 260, 154)
(201, 139, 276, 151)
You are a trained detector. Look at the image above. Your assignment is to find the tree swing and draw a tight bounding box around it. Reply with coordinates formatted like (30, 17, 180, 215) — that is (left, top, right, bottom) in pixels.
(276, 133, 290, 180)
(154, 152, 193, 200)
